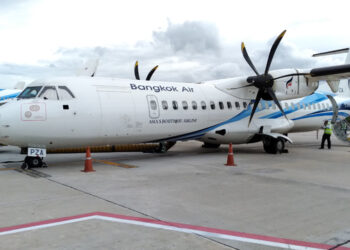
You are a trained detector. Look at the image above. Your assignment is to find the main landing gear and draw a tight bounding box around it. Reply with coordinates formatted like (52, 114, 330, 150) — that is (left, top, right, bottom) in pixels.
(262, 137, 288, 154)
(21, 156, 48, 170)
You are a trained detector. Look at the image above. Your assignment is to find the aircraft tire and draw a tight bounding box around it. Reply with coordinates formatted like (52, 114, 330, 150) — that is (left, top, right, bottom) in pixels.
(202, 142, 221, 148)
(263, 137, 284, 154)
(25, 156, 43, 169)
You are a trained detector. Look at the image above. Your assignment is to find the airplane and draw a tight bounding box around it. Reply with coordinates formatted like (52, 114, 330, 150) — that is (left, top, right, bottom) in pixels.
(0, 81, 25, 104)
(0, 30, 350, 169)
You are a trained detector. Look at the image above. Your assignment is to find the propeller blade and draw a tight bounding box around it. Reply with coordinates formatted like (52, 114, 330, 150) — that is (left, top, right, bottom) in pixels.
(273, 72, 308, 81)
(266, 87, 288, 120)
(228, 83, 254, 90)
(264, 30, 286, 75)
(134, 61, 140, 80)
(241, 42, 259, 76)
(146, 65, 159, 81)
(248, 90, 263, 126)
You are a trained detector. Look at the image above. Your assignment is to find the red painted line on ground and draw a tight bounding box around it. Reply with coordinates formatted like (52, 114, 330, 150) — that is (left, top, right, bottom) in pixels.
(0, 211, 348, 250)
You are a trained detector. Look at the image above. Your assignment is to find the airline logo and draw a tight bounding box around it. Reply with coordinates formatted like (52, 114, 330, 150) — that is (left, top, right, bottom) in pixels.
(130, 83, 194, 93)
(286, 77, 293, 88)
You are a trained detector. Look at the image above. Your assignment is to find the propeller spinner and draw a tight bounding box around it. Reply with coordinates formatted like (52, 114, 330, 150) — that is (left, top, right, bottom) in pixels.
(134, 61, 159, 81)
(241, 30, 288, 126)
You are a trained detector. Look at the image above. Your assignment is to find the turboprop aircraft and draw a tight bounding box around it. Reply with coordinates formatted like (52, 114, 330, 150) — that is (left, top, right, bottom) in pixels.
(0, 81, 25, 104)
(1, 30, 350, 169)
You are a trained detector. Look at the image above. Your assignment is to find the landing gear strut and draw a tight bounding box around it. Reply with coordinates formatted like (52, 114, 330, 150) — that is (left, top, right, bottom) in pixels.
(21, 156, 47, 169)
(263, 137, 287, 154)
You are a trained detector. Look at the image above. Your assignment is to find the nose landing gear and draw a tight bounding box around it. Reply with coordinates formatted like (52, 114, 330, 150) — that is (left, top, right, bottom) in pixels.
(21, 156, 48, 170)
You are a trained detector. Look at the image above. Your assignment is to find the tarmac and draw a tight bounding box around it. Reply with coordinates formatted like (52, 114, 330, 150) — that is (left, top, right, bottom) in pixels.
(0, 131, 350, 250)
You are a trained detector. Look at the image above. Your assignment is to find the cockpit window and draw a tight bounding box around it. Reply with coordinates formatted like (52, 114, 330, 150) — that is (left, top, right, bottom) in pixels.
(17, 86, 42, 99)
(38, 86, 59, 100)
(58, 86, 75, 100)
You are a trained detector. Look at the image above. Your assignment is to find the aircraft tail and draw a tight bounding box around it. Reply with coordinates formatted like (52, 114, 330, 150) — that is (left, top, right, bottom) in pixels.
(313, 48, 350, 93)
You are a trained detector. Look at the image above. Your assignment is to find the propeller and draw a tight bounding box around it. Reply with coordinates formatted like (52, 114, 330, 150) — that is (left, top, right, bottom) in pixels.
(134, 61, 159, 81)
(241, 30, 289, 126)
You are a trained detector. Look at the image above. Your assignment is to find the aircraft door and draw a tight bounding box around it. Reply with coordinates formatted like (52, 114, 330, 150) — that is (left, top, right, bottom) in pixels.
(146, 95, 160, 119)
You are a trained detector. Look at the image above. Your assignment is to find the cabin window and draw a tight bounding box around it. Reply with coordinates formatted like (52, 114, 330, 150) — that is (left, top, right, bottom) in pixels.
(210, 101, 215, 110)
(219, 101, 224, 110)
(291, 103, 295, 110)
(326, 103, 330, 110)
(243, 102, 248, 109)
(312, 103, 316, 110)
(192, 101, 197, 110)
(322, 103, 326, 110)
(227, 102, 232, 109)
(317, 103, 321, 110)
(182, 101, 188, 110)
(162, 100, 168, 110)
(17, 86, 42, 99)
(39, 86, 59, 100)
(150, 100, 157, 110)
(261, 102, 265, 109)
(285, 103, 289, 109)
(172, 101, 178, 110)
(308, 104, 311, 110)
(201, 101, 207, 110)
(58, 86, 75, 100)
(272, 103, 276, 110)
(235, 102, 240, 109)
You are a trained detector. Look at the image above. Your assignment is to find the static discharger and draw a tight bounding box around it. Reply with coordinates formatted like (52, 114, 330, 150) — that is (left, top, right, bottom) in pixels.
(225, 143, 236, 166)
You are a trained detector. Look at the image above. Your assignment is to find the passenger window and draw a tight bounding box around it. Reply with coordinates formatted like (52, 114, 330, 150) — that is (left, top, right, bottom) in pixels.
(235, 102, 240, 109)
(272, 103, 276, 110)
(182, 101, 188, 110)
(172, 101, 178, 110)
(210, 101, 215, 110)
(219, 101, 224, 110)
(308, 104, 311, 110)
(58, 86, 75, 100)
(243, 102, 247, 109)
(162, 100, 168, 110)
(259, 103, 263, 109)
(317, 103, 321, 110)
(39, 86, 59, 100)
(322, 103, 325, 109)
(291, 103, 295, 110)
(201, 101, 207, 110)
(227, 102, 232, 109)
(260, 102, 265, 109)
(17, 86, 42, 99)
(150, 100, 157, 110)
(192, 101, 197, 110)
(312, 104, 316, 110)
(285, 103, 289, 109)
(326, 103, 330, 109)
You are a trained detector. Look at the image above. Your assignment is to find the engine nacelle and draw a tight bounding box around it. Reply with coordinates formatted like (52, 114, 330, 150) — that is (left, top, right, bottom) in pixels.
(271, 69, 318, 100)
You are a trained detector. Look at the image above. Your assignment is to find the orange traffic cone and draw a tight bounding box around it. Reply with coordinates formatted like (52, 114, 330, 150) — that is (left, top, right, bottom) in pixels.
(225, 143, 236, 166)
(82, 146, 95, 172)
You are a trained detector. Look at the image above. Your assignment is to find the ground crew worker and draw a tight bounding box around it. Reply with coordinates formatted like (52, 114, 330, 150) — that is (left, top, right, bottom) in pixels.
(319, 120, 332, 149)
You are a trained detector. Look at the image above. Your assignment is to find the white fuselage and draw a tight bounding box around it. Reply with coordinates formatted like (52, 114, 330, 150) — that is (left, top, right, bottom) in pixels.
(0, 76, 349, 149)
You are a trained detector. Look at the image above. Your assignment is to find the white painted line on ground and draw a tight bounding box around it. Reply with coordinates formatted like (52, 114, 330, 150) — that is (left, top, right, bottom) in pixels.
(0, 212, 347, 250)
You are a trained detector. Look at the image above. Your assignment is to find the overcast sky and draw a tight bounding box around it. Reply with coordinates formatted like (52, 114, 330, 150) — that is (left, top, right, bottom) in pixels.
(0, 0, 349, 88)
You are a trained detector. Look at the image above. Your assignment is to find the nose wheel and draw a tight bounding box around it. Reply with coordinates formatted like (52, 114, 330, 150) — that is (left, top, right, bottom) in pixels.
(21, 156, 47, 169)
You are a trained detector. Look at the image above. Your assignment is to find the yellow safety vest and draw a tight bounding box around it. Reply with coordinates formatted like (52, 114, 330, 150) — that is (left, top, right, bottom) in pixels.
(324, 124, 332, 135)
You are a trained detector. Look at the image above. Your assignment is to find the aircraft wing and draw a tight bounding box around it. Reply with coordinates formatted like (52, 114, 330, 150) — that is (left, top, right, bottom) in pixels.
(306, 64, 350, 81)
(299, 64, 350, 92)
